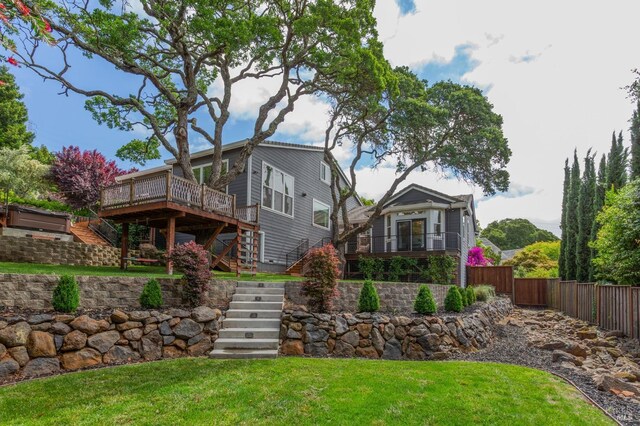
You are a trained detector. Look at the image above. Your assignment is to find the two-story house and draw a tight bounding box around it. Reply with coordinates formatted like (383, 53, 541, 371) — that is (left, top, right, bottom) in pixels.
(343, 184, 478, 286)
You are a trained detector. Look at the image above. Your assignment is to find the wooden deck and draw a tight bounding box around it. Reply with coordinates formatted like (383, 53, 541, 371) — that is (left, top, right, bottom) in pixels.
(98, 171, 260, 275)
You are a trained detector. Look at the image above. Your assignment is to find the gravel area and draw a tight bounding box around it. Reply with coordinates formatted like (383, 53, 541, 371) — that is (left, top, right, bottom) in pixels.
(450, 317, 640, 425)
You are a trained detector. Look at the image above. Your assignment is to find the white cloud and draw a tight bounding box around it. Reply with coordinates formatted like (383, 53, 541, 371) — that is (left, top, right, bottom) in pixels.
(369, 0, 640, 235)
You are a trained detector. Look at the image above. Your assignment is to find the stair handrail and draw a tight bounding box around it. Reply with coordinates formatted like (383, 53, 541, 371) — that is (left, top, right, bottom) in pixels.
(285, 237, 333, 269)
(86, 208, 119, 247)
(284, 238, 309, 268)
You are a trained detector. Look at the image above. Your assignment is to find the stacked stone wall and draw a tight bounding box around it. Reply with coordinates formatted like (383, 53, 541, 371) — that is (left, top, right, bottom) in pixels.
(0, 307, 221, 382)
(280, 298, 512, 360)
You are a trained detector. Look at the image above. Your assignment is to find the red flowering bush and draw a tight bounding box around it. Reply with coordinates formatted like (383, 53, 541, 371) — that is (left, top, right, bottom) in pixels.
(0, 0, 55, 68)
(167, 241, 211, 307)
(49, 146, 134, 209)
(467, 246, 492, 266)
(302, 243, 340, 313)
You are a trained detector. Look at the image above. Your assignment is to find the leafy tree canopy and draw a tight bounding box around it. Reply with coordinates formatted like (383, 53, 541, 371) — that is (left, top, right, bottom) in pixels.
(591, 180, 640, 285)
(0, 145, 49, 198)
(0, 66, 34, 150)
(503, 247, 558, 278)
(480, 218, 558, 251)
(16, 0, 383, 191)
(522, 241, 561, 262)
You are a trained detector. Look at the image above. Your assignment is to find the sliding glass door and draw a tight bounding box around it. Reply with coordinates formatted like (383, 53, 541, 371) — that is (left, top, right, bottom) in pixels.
(396, 219, 426, 252)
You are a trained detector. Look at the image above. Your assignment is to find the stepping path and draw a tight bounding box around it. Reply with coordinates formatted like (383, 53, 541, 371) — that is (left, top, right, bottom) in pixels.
(209, 281, 284, 359)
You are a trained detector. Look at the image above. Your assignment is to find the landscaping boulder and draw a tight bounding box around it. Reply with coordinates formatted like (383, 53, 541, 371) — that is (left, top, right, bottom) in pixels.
(564, 343, 589, 358)
(61, 348, 102, 371)
(128, 311, 150, 321)
(334, 316, 348, 335)
(0, 343, 5, 358)
(417, 333, 441, 352)
(140, 330, 163, 361)
(191, 306, 218, 323)
(110, 310, 129, 324)
(8, 346, 29, 367)
(355, 345, 379, 359)
(123, 328, 143, 341)
(577, 328, 597, 340)
(281, 340, 304, 356)
(50, 322, 72, 335)
(104, 346, 141, 364)
(27, 331, 56, 357)
(382, 338, 402, 360)
(69, 316, 105, 335)
(333, 340, 356, 357)
(187, 336, 213, 356)
(27, 314, 53, 325)
(162, 346, 184, 359)
(0, 359, 19, 379)
(356, 323, 372, 338)
(116, 321, 143, 332)
(23, 358, 61, 378)
(168, 308, 190, 318)
(0, 321, 31, 347)
(173, 319, 203, 340)
(595, 374, 639, 397)
(552, 350, 583, 366)
(87, 331, 120, 354)
(62, 330, 88, 351)
(340, 330, 360, 347)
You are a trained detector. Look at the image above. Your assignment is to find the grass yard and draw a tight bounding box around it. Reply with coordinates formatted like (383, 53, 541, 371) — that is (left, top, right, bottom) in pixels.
(0, 358, 612, 425)
(0, 262, 304, 282)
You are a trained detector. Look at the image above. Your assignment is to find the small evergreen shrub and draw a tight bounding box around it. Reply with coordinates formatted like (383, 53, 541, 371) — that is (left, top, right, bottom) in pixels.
(414, 285, 437, 314)
(139, 278, 163, 309)
(52, 275, 80, 313)
(302, 244, 341, 313)
(357, 280, 380, 312)
(444, 286, 463, 312)
(388, 257, 418, 282)
(465, 286, 476, 305)
(474, 285, 496, 302)
(460, 286, 469, 307)
(167, 241, 211, 307)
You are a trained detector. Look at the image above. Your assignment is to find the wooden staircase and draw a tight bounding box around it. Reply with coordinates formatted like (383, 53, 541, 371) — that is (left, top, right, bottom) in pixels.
(70, 221, 111, 246)
(285, 256, 305, 276)
(236, 227, 259, 275)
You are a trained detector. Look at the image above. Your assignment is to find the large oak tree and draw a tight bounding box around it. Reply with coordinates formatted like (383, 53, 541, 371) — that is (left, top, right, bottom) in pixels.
(15, 0, 383, 190)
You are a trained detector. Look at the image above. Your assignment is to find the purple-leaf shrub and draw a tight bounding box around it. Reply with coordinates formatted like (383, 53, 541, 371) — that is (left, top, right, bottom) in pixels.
(50, 146, 135, 209)
(167, 241, 211, 306)
(302, 243, 341, 313)
(467, 246, 492, 266)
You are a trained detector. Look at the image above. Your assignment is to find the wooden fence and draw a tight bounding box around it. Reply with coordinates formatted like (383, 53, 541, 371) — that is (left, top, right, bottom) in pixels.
(467, 266, 513, 294)
(513, 278, 556, 306)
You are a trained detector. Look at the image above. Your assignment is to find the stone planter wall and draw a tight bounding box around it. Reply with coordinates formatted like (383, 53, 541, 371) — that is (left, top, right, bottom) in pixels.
(0, 235, 126, 267)
(0, 275, 237, 310)
(280, 298, 512, 360)
(285, 281, 452, 313)
(0, 307, 221, 382)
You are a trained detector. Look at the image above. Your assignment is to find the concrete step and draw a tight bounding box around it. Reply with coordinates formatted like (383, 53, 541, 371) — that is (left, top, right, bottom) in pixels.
(222, 318, 281, 328)
(229, 301, 283, 310)
(237, 281, 285, 289)
(234, 287, 284, 295)
(219, 328, 280, 339)
(225, 309, 282, 319)
(232, 294, 283, 302)
(209, 349, 277, 359)
(215, 338, 279, 350)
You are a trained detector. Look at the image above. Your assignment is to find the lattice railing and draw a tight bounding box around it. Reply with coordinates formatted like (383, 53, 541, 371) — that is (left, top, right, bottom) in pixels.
(170, 175, 202, 207)
(203, 186, 234, 216)
(236, 204, 259, 224)
(134, 174, 167, 203)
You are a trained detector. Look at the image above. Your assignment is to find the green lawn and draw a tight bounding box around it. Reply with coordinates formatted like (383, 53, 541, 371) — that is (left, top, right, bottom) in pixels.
(0, 358, 612, 425)
(0, 262, 303, 281)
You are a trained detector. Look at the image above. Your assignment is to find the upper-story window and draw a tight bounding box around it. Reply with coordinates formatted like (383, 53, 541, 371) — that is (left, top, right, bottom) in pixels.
(312, 199, 330, 229)
(320, 161, 331, 184)
(193, 160, 228, 190)
(434, 211, 442, 236)
(262, 161, 294, 217)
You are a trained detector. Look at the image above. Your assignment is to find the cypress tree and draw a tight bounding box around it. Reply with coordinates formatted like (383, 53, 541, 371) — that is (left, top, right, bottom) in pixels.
(589, 154, 607, 281)
(558, 158, 570, 280)
(606, 131, 628, 192)
(564, 150, 580, 280)
(631, 101, 640, 180)
(576, 151, 596, 282)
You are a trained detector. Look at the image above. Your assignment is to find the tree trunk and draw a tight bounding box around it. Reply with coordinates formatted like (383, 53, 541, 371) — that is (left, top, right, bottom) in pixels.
(174, 109, 196, 182)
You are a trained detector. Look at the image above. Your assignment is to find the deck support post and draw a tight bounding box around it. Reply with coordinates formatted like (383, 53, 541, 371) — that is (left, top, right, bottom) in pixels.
(166, 216, 176, 275)
(120, 223, 129, 270)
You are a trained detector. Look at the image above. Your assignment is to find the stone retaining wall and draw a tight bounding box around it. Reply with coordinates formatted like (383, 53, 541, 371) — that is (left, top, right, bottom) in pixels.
(286, 281, 452, 313)
(280, 298, 513, 360)
(0, 307, 221, 382)
(0, 275, 236, 310)
(0, 235, 125, 267)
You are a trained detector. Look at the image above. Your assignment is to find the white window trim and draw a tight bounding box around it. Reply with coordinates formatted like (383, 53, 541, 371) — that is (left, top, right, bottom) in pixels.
(312, 198, 331, 230)
(261, 161, 295, 218)
(192, 159, 229, 193)
(320, 161, 331, 185)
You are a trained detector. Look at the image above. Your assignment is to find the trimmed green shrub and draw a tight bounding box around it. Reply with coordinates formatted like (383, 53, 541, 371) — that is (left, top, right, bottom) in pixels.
(139, 278, 163, 309)
(444, 286, 463, 312)
(465, 286, 476, 305)
(460, 286, 469, 307)
(414, 285, 437, 314)
(388, 257, 418, 282)
(52, 275, 80, 313)
(474, 285, 496, 302)
(358, 256, 385, 281)
(357, 280, 380, 312)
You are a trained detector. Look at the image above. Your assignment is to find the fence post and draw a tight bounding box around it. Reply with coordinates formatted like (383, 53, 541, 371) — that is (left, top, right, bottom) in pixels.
(596, 284, 600, 327)
(629, 286, 634, 338)
(165, 171, 172, 202)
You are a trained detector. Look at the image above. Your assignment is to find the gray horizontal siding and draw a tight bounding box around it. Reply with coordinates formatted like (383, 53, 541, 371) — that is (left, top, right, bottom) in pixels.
(390, 188, 453, 206)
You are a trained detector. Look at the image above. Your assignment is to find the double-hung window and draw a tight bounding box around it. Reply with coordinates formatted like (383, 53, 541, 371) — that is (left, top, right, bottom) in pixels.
(312, 199, 330, 229)
(262, 162, 294, 217)
(320, 161, 330, 184)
